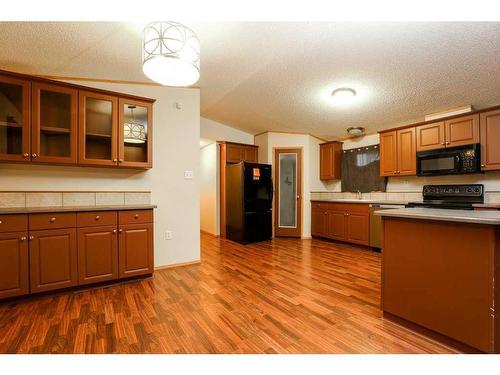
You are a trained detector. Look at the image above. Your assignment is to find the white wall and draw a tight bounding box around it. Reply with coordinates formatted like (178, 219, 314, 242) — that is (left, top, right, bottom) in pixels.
(0, 80, 201, 267)
(199, 117, 254, 236)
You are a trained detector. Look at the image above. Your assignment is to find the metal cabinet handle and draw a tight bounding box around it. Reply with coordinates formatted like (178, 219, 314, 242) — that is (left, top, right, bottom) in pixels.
(134, 214, 139, 219)
(113, 229, 117, 234)
(118, 159, 124, 163)
(23, 153, 29, 158)
(481, 164, 485, 168)
(95, 215, 100, 220)
(29, 236, 34, 241)
(32, 153, 38, 158)
(20, 236, 27, 241)
(119, 229, 123, 233)
(113, 159, 118, 163)
(0, 220, 2, 224)
(49, 217, 56, 222)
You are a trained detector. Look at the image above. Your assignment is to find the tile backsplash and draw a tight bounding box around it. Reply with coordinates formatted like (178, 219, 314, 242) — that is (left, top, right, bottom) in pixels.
(0, 191, 151, 208)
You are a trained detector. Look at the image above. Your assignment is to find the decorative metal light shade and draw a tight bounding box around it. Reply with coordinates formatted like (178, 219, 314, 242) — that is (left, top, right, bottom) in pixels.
(124, 106, 147, 144)
(142, 21, 200, 87)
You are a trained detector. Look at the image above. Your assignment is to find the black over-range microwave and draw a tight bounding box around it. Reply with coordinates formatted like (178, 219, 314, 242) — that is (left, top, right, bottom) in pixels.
(416, 143, 481, 176)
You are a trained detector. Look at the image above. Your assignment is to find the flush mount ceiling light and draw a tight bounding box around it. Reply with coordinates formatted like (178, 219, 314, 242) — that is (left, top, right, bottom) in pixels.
(346, 127, 365, 137)
(331, 87, 357, 104)
(142, 21, 200, 87)
(123, 106, 146, 144)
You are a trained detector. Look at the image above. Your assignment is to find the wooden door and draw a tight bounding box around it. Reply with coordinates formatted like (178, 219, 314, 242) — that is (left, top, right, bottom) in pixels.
(78, 225, 118, 285)
(379, 131, 397, 176)
(31, 82, 78, 164)
(118, 98, 153, 168)
(320, 143, 333, 180)
(243, 146, 258, 162)
(327, 211, 346, 241)
(480, 109, 500, 171)
(78, 90, 118, 166)
(311, 207, 327, 237)
(0, 74, 31, 162)
(346, 213, 369, 246)
(445, 114, 479, 148)
(274, 148, 302, 237)
(226, 144, 243, 163)
(29, 228, 78, 293)
(396, 127, 416, 175)
(119, 223, 154, 278)
(0, 231, 29, 299)
(416, 121, 445, 151)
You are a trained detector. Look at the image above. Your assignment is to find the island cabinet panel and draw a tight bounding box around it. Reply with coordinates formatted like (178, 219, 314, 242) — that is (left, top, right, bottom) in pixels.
(29, 228, 78, 294)
(416, 121, 445, 151)
(319, 141, 342, 181)
(78, 225, 118, 285)
(119, 223, 154, 278)
(382, 218, 496, 353)
(0, 74, 31, 162)
(0, 231, 29, 299)
(445, 114, 479, 148)
(379, 131, 397, 176)
(480, 109, 500, 171)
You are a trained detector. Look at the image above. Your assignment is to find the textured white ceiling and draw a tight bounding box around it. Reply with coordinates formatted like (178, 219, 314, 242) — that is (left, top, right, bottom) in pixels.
(1, 22, 499, 140)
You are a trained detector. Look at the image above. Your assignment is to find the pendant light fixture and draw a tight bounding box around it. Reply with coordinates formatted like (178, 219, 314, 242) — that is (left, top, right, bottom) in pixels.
(123, 105, 146, 144)
(142, 21, 200, 87)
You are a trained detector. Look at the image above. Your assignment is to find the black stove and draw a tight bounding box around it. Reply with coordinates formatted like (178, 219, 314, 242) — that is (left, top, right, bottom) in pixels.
(406, 184, 484, 210)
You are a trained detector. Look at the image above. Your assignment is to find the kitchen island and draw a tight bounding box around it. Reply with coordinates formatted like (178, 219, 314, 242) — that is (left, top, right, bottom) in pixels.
(377, 208, 500, 353)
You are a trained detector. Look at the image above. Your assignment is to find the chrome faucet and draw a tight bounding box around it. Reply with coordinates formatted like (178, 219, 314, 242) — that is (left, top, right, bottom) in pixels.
(357, 190, 362, 200)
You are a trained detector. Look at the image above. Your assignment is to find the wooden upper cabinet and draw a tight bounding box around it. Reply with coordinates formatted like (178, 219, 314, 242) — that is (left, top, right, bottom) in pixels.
(379, 131, 398, 176)
(445, 114, 479, 148)
(416, 121, 445, 151)
(224, 142, 258, 163)
(78, 91, 118, 166)
(0, 231, 29, 299)
(396, 127, 416, 175)
(119, 98, 153, 168)
(480, 109, 500, 171)
(243, 146, 258, 163)
(31, 82, 78, 164)
(320, 142, 342, 180)
(0, 74, 31, 162)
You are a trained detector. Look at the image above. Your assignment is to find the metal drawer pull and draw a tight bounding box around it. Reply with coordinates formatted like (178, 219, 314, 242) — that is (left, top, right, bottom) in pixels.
(23, 153, 29, 158)
(119, 229, 123, 233)
(95, 215, 100, 220)
(0, 220, 2, 224)
(20, 236, 27, 241)
(32, 153, 38, 158)
(29, 236, 34, 241)
(134, 214, 139, 219)
(49, 217, 56, 222)
(113, 229, 117, 234)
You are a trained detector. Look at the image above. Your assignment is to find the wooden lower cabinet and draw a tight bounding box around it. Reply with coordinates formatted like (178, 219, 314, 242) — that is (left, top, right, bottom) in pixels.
(29, 228, 78, 294)
(78, 225, 118, 285)
(311, 202, 370, 246)
(119, 223, 154, 278)
(0, 231, 29, 299)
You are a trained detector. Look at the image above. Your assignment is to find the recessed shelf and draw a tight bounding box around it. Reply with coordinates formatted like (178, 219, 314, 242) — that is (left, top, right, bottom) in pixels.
(40, 126, 70, 134)
(86, 132, 112, 139)
(0, 120, 23, 128)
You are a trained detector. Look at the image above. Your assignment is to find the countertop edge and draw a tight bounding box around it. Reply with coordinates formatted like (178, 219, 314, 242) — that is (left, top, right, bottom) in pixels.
(377, 209, 500, 225)
(0, 205, 157, 215)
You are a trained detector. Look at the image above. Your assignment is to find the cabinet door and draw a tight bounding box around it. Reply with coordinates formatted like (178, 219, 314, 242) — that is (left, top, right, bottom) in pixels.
(311, 209, 327, 237)
(243, 146, 258, 162)
(379, 131, 397, 176)
(445, 114, 479, 148)
(29, 228, 78, 293)
(320, 143, 333, 180)
(226, 144, 243, 163)
(397, 127, 416, 176)
(31, 82, 78, 164)
(78, 225, 118, 285)
(118, 98, 152, 168)
(327, 211, 346, 241)
(119, 223, 153, 278)
(78, 91, 118, 166)
(480, 109, 500, 171)
(0, 231, 29, 299)
(416, 121, 445, 151)
(0, 74, 30, 162)
(346, 213, 369, 246)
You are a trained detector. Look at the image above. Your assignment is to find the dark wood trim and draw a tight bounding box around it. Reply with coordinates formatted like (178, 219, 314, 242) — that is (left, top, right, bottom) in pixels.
(0, 69, 155, 103)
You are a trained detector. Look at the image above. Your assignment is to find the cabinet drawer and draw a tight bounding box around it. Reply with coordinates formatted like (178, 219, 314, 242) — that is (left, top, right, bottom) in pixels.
(119, 209, 153, 225)
(329, 203, 369, 213)
(77, 211, 117, 227)
(29, 212, 76, 230)
(0, 214, 28, 233)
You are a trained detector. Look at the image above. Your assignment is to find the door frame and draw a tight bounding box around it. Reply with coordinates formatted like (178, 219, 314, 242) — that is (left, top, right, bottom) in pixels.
(273, 147, 303, 238)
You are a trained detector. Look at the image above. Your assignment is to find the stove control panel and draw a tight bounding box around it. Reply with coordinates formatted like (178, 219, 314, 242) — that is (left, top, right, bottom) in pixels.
(422, 184, 484, 198)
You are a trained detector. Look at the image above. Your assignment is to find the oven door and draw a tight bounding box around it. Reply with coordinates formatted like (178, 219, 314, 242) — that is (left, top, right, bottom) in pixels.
(417, 148, 460, 176)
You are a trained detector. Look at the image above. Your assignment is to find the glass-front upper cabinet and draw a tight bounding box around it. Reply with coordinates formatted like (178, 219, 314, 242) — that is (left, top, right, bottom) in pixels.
(119, 98, 152, 168)
(32, 82, 78, 163)
(0, 74, 30, 161)
(78, 91, 118, 166)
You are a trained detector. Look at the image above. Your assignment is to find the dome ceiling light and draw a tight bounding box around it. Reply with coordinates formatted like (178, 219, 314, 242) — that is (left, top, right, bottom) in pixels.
(142, 21, 200, 87)
(346, 127, 365, 137)
(331, 87, 357, 104)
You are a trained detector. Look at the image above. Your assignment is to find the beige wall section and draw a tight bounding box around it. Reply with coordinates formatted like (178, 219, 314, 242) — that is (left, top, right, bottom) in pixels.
(0, 80, 201, 268)
(199, 117, 254, 236)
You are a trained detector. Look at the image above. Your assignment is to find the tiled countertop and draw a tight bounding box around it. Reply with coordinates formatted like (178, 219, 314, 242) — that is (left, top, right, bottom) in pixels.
(376, 207, 500, 225)
(0, 204, 157, 215)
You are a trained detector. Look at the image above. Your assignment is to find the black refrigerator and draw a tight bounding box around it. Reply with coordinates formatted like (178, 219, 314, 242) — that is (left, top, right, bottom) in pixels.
(226, 162, 273, 244)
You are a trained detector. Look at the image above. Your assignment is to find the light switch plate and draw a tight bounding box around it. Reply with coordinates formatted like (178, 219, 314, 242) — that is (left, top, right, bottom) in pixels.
(184, 170, 194, 179)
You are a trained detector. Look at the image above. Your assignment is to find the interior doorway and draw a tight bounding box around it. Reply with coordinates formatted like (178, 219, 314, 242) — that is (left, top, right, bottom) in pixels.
(273, 148, 302, 237)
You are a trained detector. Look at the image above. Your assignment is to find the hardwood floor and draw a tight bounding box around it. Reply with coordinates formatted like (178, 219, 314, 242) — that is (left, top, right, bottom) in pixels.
(0, 234, 458, 354)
